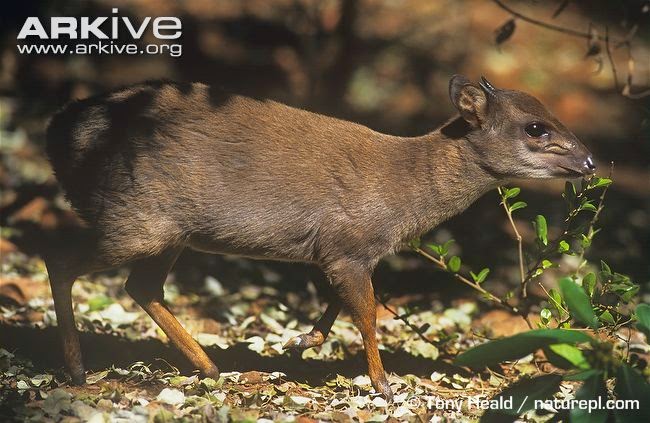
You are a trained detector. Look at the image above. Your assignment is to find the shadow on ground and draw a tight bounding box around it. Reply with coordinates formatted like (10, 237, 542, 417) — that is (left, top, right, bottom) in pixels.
(0, 323, 464, 386)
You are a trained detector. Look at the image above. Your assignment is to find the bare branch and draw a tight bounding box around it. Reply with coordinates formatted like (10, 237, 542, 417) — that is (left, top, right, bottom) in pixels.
(625, 88, 650, 99)
(493, 0, 650, 97)
(492, 0, 622, 43)
(604, 26, 620, 92)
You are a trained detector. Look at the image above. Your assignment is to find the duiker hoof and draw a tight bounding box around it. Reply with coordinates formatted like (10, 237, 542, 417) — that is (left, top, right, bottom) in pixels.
(201, 364, 220, 380)
(283, 332, 325, 350)
(374, 376, 393, 402)
(69, 369, 86, 386)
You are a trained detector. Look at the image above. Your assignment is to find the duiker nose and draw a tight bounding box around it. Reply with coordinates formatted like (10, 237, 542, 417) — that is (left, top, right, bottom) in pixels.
(584, 156, 596, 173)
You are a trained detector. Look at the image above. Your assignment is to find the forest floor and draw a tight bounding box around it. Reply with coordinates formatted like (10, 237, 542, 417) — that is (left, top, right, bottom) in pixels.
(1, 242, 641, 422)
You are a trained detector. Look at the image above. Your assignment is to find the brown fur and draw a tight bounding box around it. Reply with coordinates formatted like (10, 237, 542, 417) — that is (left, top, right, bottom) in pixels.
(44, 75, 594, 400)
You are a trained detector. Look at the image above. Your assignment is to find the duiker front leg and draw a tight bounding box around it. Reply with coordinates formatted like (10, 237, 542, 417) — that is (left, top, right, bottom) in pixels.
(327, 261, 392, 401)
(124, 248, 219, 378)
(283, 301, 341, 350)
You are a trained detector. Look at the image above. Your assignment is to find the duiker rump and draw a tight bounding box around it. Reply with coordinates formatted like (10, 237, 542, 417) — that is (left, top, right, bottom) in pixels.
(45, 75, 594, 400)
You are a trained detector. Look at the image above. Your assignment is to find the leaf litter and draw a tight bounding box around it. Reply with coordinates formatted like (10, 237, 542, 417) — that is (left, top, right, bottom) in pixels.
(0, 249, 590, 422)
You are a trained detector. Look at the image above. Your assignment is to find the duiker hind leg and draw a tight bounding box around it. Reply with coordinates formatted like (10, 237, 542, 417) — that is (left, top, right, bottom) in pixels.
(124, 248, 219, 378)
(283, 301, 341, 350)
(46, 262, 86, 385)
(326, 261, 392, 401)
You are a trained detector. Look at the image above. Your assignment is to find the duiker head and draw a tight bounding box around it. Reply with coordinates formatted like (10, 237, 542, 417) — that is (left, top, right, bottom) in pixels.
(448, 74, 595, 179)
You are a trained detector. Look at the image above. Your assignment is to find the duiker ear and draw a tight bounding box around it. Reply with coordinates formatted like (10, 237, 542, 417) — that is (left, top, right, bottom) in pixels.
(449, 75, 488, 127)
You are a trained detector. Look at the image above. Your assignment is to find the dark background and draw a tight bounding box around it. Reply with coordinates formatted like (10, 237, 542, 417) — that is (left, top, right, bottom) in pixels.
(1, 0, 648, 303)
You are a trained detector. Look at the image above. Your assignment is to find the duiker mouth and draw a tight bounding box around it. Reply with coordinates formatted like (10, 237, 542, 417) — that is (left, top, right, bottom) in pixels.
(559, 152, 596, 177)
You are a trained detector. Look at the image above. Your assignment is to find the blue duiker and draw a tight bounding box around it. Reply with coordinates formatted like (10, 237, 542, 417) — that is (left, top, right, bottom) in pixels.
(45, 75, 595, 400)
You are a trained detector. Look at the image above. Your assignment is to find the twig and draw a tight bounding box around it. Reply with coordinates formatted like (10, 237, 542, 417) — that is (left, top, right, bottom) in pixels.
(493, 0, 650, 98)
(497, 187, 527, 297)
(520, 179, 593, 289)
(374, 294, 440, 346)
(413, 246, 534, 329)
(415, 248, 500, 303)
(575, 163, 614, 271)
(537, 280, 569, 317)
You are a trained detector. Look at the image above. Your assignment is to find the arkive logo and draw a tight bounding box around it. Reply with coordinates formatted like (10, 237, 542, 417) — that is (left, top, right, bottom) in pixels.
(16, 8, 183, 57)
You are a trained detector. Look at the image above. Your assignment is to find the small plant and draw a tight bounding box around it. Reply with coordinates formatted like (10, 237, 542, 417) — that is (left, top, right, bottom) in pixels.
(454, 309, 650, 422)
(400, 170, 649, 421)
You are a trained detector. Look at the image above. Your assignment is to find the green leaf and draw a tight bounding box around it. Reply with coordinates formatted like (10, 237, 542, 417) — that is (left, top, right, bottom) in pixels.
(448, 256, 461, 273)
(600, 261, 612, 275)
(589, 177, 612, 189)
(614, 364, 650, 423)
(504, 187, 520, 199)
(548, 288, 565, 316)
(541, 259, 554, 269)
(599, 310, 615, 325)
(564, 369, 603, 381)
(547, 344, 590, 369)
(442, 239, 455, 255)
(425, 243, 443, 255)
(454, 329, 594, 368)
(570, 372, 608, 423)
(509, 201, 527, 212)
(534, 215, 548, 246)
(582, 273, 596, 297)
(408, 238, 421, 249)
(88, 295, 114, 312)
(564, 181, 576, 204)
(470, 268, 490, 284)
(558, 240, 570, 253)
(581, 234, 592, 249)
(559, 278, 599, 329)
(540, 308, 552, 326)
(635, 304, 650, 339)
(480, 375, 562, 420)
(579, 202, 597, 212)
(610, 283, 639, 303)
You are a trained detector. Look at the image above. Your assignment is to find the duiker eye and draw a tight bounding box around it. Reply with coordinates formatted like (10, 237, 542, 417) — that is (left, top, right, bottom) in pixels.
(525, 122, 549, 137)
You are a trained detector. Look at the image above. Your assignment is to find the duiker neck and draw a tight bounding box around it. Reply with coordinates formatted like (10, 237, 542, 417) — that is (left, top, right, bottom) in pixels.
(380, 117, 500, 239)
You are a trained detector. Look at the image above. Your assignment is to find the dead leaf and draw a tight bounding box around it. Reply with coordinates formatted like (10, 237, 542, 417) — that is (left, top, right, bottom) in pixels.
(240, 371, 266, 384)
(0, 238, 17, 254)
(0, 277, 46, 305)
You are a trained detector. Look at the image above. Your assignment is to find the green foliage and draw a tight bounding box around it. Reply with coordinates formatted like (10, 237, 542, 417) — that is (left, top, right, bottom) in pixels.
(481, 375, 563, 422)
(87, 294, 114, 312)
(454, 329, 593, 367)
(470, 268, 490, 284)
(636, 304, 650, 339)
(508, 201, 527, 212)
(559, 277, 599, 329)
(533, 215, 548, 246)
(615, 364, 650, 422)
(570, 372, 608, 423)
(448, 256, 461, 273)
(415, 174, 648, 421)
(544, 344, 589, 370)
(425, 239, 454, 257)
(458, 319, 650, 422)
